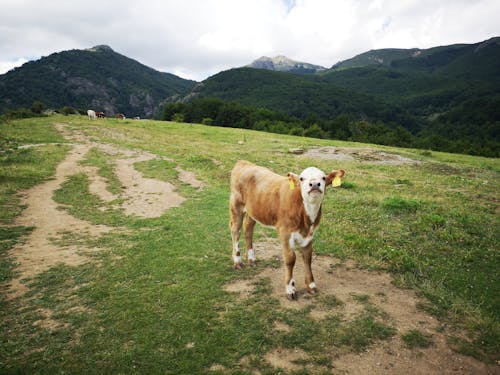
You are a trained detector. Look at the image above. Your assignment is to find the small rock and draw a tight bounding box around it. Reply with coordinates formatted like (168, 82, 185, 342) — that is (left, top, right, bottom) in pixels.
(288, 148, 304, 154)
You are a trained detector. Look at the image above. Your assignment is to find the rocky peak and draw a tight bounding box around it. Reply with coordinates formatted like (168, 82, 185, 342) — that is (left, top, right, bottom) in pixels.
(247, 55, 326, 73)
(87, 45, 114, 53)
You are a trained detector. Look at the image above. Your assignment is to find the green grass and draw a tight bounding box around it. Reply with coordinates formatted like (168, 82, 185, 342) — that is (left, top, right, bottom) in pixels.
(81, 147, 123, 195)
(402, 329, 434, 349)
(1, 115, 499, 372)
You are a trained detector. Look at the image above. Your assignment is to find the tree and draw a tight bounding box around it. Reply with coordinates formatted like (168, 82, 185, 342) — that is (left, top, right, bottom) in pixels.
(31, 100, 45, 114)
(303, 124, 325, 139)
(60, 106, 77, 115)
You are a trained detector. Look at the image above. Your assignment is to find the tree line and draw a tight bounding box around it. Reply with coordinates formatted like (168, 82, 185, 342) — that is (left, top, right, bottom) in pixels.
(161, 98, 499, 157)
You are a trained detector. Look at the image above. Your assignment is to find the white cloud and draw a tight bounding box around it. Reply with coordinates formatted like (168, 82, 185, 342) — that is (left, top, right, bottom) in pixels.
(0, 58, 28, 74)
(0, 0, 498, 80)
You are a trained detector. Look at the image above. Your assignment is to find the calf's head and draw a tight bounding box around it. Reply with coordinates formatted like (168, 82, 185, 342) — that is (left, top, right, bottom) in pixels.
(289, 167, 345, 204)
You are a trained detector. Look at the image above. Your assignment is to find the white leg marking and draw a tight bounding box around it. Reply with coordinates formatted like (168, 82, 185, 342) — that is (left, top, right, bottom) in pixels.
(233, 242, 242, 264)
(248, 248, 256, 262)
(309, 282, 317, 290)
(286, 278, 296, 295)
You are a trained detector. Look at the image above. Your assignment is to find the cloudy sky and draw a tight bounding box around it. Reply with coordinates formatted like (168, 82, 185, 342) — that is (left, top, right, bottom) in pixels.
(1, 0, 499, 81)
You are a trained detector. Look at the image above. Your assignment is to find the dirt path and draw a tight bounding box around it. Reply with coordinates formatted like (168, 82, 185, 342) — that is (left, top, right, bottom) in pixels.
(7, 123, 203, 298)
(224, 239, 497, 374)
(8, 144, 113, 298)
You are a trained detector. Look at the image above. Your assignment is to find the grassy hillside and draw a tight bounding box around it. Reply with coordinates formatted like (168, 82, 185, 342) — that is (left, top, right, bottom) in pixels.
(1, 115, 498, 372)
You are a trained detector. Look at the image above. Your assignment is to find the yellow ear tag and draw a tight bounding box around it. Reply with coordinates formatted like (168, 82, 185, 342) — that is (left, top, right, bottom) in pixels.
(289, 180, 295, 190)
(332, 176, 342, 187)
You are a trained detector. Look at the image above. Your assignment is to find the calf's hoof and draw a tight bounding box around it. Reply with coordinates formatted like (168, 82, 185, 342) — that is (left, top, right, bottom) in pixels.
(307, 282, 318, 295)
(286, 291, 298, 301)
(233, 254, 243, 270)
(286, 279, 297, 300)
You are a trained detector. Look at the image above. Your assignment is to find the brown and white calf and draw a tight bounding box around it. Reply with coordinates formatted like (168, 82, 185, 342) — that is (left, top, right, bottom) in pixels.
(229, 160, 345, 300)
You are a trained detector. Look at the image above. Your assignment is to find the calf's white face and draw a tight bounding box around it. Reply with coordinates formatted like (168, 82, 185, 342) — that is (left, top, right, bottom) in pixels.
(298, 167, 327, 204)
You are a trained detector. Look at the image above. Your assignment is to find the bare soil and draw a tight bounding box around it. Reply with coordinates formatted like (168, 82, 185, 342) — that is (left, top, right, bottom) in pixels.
(224, 238, 498, 374)
(6, 123, 203, 298)
(303, 146, 421, 165)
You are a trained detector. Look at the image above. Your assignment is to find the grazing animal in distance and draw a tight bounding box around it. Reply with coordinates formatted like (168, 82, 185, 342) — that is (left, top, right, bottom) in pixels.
(116, 113, 125, 119)
(229, 160, 345, 300)
(96, 111, 106, 118)
(87, 109, 96, 120)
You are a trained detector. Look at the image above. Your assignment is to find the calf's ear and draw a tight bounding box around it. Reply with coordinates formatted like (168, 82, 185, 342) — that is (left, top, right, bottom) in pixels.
(325, 169, 345, 187)
(287, 172, 299, 190)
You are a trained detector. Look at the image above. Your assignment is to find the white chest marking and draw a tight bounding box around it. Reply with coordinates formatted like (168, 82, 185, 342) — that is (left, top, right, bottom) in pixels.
(303, 201, 321, 223)
(289, 226, 315, 249)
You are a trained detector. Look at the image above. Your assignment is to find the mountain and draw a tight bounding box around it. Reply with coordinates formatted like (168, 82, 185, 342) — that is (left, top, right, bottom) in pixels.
(247, 55, 326, 74)
(189, 67, 419, 129)
(0, 45, 196, 117)
(191, 38, 499, 124)
(182, 37, 499, 156)
(321, 37, 500, 118)
(330, 37, 500, 76)
(330, 48, 420, 70)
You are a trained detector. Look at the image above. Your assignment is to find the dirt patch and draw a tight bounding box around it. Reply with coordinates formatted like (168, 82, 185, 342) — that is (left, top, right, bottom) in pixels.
(265, 347, 309, 371)
(223, 278, 256, 299)
(6, 123, 204, 300)
(175, 166, 205, 189)
(8, 144, 113, 298)
(33, 308, 69, 330)
(303, 146, 421, 165)
(114, 154, 185, 217)
(55, 123, 203, 218)
(224, 239, 497, 374)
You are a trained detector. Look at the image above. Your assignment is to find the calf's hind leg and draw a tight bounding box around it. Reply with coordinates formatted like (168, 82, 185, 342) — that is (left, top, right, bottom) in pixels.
(229, 194, 244, 269)
(281, 232, 297, 299)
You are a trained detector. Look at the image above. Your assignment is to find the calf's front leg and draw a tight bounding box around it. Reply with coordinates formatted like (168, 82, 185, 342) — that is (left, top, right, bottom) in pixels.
(302, 243, 317, 294)
(244, 215, 256, 266)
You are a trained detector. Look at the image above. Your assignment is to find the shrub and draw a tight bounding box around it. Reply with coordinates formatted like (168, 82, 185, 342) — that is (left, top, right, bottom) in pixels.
(202, 117, 213, 126)
(172, 113, 184, 123)
(30, 100, 45, 114)
(60, 106, 77, 115)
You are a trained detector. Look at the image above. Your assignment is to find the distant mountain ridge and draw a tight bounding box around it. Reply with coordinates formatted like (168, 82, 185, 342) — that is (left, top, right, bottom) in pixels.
(0, 38, 498, 156)
(330, 36, 500, 73)
(187, 37, 500, 122)
(185, 37, 499, 156)
(330, 48, 421, 70)
(247, 55, 326, 73)
(0, 45, 196, 117)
